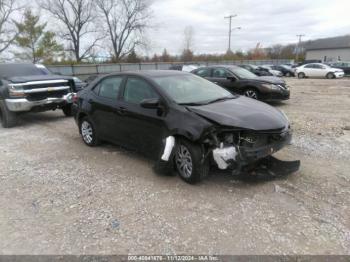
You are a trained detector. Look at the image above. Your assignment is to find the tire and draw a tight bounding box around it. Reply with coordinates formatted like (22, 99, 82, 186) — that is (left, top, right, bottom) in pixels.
(243, 88, 259, 100)
(174, 139, 209, 184)
(0, 100, 17, 128)
(326, 72, 335, 79)
(62, 104, 73, 117)
(285, 72, 291, 77)
(79, 117, 100, 146)
(298, 72, 305, 79)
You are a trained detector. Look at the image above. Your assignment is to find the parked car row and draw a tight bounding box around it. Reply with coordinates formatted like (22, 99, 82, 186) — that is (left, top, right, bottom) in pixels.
(0, 62, 300, 185)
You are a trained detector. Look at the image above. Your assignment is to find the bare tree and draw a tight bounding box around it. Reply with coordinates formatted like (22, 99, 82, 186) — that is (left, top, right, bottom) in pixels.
(0, 0, 20, 54)
(39, 0, 101, 62)
(96, 0, 151, 61)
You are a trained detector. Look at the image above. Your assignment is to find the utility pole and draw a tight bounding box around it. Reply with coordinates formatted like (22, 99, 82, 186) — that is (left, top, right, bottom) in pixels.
(296, 34, 305, 62)
(224, 14, 240, 53)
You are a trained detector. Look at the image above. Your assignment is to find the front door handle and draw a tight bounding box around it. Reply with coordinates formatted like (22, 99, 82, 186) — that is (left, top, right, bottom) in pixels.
(119, 107, 127, 114)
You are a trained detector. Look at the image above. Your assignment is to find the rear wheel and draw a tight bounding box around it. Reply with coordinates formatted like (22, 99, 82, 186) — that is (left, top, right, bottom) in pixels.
(0, 100, 17, 128)
(285, 72, 291, 77)
(326, 72, 335, 79)
(244, 88, 259, 100)
(174, 139, 209, 184)
(79, 117, 100, 146)
(298, 72, 305, 79)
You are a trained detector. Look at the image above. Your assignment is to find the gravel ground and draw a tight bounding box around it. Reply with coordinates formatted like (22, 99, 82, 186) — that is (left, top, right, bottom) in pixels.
(0, 78, 349, 255)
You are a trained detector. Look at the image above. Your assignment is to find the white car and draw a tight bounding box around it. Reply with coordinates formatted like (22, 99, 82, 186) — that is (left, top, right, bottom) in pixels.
(296, 63, 344, 79)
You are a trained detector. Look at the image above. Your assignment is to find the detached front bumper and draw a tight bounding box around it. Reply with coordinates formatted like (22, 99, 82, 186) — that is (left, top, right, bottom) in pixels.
(5, 93, 74, 112)
(240, 130, 292, 163)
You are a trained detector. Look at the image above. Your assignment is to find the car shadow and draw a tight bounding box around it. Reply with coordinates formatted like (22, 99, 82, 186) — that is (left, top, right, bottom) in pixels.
(267, 101, 287, 107)
(207, 167, 293, 185)
(15, 111, 68, 127)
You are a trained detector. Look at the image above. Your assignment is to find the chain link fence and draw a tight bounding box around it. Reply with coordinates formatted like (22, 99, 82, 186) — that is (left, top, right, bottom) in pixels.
(46, 59, 293, 79)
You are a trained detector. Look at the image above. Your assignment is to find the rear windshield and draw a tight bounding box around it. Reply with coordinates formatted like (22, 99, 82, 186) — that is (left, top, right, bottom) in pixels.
(0, 64, 50, 78)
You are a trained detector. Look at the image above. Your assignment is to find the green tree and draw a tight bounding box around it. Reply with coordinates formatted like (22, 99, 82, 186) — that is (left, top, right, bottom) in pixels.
(14, 9, 63, 63)
(125, 49, 140, 63)
(160, 48, 171, 62)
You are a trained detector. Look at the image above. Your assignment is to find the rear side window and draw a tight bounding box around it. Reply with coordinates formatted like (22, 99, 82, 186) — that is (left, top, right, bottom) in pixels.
(95, 77, 123, 99)
(123, 77, 159, 104)
(304, 64, 314, 69)
(195, 68, 211, 77)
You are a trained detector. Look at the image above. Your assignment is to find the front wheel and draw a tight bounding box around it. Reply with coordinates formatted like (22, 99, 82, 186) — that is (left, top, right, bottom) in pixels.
(0, 100, 17, 128)
(244, 89, 259, 100)
(326, 72, 335, 79)
(174, 139, 209, 184)
(298, 72, 305, 79)
(79, 117, 100, 146)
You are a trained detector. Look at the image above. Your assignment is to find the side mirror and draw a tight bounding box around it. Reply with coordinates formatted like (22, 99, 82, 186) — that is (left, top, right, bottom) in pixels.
(140, 98, 160, 109)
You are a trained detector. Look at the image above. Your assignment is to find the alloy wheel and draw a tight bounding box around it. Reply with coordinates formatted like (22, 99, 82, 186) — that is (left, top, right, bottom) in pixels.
(175, 145, 193, 178)
(81, 120, 93, 144)
(244, 90, 258, 99)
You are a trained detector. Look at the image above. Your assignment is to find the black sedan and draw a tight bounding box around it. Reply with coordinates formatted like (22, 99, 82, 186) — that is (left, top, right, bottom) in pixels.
(73, 71, 299, 184)
(269, 65, 295, 77)
(191, 65, 290, 101)
(328, 62, 350, 75)
(238, 64, 273, 76)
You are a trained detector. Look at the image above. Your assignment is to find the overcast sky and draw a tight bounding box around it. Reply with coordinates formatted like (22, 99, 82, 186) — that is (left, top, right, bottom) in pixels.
(146, 0, 350, 55)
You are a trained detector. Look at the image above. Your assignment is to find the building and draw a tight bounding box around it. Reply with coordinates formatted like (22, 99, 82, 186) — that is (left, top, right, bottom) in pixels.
(305, 35, 350, 62)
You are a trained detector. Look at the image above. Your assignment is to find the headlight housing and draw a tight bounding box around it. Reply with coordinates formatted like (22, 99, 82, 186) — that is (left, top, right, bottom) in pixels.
(8, 85, 26, 98)
(262, 83, 281, 90)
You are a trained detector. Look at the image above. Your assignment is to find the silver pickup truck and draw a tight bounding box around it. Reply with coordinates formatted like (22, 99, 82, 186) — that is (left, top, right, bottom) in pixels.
(0, 63, 76, 128)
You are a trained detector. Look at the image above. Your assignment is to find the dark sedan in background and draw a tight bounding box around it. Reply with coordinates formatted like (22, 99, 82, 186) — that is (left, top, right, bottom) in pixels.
(327, 62, 350, 75)
(238, 64, 273, 76)
(268, 65, 295, 77)
(191, 65, 290, 101)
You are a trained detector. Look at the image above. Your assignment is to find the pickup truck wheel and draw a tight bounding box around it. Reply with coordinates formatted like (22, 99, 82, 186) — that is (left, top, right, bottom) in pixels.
(62, 105, 73, 117)
(0, 100, 17, 128)
(174, 139, 209, 184)
(79, 117, 100, 146)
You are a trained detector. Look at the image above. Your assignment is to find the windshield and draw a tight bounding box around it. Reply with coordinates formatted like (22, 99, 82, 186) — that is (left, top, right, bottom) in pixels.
(229, 67, 258, 79)
(153, 74, 235, 105)
(0, 64, 49, 78)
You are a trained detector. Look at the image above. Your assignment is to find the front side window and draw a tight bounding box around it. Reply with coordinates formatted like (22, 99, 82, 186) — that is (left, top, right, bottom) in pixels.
(97, 77, 123, 99)
(212, 68, 230, 78)
(123, 77, 159, 104)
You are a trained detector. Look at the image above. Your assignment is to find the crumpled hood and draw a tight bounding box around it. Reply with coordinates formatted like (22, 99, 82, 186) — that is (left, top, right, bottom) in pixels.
(188, 96, 288, 131)
(8, 74, 73, 84)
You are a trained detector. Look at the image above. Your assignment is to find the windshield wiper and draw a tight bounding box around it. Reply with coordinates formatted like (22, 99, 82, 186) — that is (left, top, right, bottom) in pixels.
(178, 102, 207, 106)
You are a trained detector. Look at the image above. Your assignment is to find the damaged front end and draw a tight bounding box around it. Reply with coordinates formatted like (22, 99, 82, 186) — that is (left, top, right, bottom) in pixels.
(203, 126, 300, 177)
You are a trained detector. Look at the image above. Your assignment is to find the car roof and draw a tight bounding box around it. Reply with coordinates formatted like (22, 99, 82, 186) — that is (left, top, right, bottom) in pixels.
(107, 70, 191, 78)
